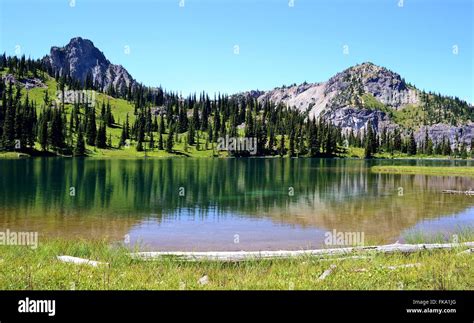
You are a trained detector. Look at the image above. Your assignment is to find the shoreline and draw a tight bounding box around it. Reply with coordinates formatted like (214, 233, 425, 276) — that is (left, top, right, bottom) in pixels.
(1, 151, 473, 161)
(371, 165, 474, 176)
(0, 238, 472, 290)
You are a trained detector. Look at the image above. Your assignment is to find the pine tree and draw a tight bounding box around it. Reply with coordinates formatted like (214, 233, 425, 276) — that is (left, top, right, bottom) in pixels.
(119, 122, 128, 147)
(136, 140, 144, 152)
(86, 108, 97, 146)
(1, 99, 15, 149)
(74, 127, 86, 156)
(95, 122, 107, 148)
(166, 128, 174, 153)
(308, 119, 319, 157)
(49, 109, 65, 150)
(158, 132, 164, 150)
(278, 135, 285, 157)
(188, 122, 195, 145)
(100, 101, 106, 121)
(43, 89, 49, 107)
(407, 132, 417, 156)
(106, 101, 114, 126)
(364, 124, 376, 158)
(149, 132, 154, 150)
(125, 113, 130, 138)
(460, 142, 468, 159)
(37, 114, 49, 151)
(289, 130, 295, 157)
(393, 128, 402, 152)
(471, 138, 474, 159)
(159, 116, 165, 134)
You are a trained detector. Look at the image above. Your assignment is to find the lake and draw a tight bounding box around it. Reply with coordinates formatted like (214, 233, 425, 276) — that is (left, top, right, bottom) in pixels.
(0, 158, 473, 251)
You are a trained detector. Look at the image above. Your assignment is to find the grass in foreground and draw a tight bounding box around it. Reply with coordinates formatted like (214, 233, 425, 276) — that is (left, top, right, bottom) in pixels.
(0, 239, 473, 290)
(371, 166, 474, 177)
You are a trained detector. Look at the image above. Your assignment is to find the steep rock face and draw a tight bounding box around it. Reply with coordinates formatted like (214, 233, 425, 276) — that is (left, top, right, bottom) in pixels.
(324, 62, 419, 110)
(256, 82, 333, 118)
(243, 63, 420, 134)
(251, 62, 419, 120)
(240, 62, 473, 146)
(415, 124, 473, 149)
(43, 37, 135, 94)
(323, 108, 395, 134)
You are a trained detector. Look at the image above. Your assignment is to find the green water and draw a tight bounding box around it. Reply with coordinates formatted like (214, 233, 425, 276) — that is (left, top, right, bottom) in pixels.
(0, 158, 473, 251)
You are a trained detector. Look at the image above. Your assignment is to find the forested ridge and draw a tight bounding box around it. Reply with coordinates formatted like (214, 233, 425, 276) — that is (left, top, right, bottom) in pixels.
(0, 54, 472, 159)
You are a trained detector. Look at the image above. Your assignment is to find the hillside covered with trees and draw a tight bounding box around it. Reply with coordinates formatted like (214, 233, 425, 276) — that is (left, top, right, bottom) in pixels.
(0, 53, 473, 159)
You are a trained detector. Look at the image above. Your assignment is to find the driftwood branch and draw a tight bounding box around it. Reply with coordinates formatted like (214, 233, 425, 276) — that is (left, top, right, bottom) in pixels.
(456, 248, 474, 256)
(57, 255, 108, 267)
(318, 264, 336, 280)
(130, 241, 474, 262)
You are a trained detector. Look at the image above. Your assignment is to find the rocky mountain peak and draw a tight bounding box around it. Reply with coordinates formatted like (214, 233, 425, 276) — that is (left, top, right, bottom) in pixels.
(43, 37, 135, 95)
(325, 62, 413, 108)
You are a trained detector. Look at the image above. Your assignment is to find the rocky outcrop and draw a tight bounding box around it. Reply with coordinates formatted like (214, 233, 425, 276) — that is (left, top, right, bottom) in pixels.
(323, 107, 396, 135)
(1, 73, 47, 89)
(415, 124, 473, 149)
(325, 62, 419, 110)
(42, 37, 136, 95)
(239, 62, 472, 145)
(246, 62, 420, 121)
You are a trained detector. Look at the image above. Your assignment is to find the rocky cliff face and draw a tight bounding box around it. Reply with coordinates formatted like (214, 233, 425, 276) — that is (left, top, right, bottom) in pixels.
(42, 37, 136, 95)
(415, 123, 473, 148)
(242, 62, 472, 147)
(252, 63, 419, 118)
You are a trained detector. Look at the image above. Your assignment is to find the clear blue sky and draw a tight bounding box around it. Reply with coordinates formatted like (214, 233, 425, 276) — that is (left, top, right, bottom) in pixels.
(1, 0, 472, 103)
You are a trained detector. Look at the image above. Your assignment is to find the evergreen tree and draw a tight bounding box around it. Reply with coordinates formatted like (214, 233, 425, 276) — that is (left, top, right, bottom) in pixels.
(471, 138, 474, 159)
(95, 122, 107, 148)
(278, 135, 285, 157)
(393, 128, 402, 152)
(289, 130, 295, 157)
(74, 127, 86, 156)
(188, 122, 195, 145)
(407, 132, 417, 156)
(37, 114, 49, 151)
(308, 119, 319, 157)
(1, 99, 15, 149)
(136, 140, 144, 152)
(106, 101, 114, 126)
(49, 109, 65, 150)
(158, 132, 164, 150)
(149, 132, 154, 150)
(364, 124, 376, 158)
(85, 108, 97, 146)
(166, 128, 174, 153)
(119, 122, 128, 147)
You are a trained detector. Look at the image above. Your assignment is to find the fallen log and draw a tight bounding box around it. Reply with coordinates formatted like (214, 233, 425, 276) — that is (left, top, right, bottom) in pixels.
(456, 248, 474, 256)
(57, 255, 108, 267)
(130, 241, 474, 262)
(319, 255, 371, 262)
(318, 264, 336, 280)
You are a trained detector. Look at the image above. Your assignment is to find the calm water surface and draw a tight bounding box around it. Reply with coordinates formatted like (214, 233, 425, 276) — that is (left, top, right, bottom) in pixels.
(0, 158, 473, 251)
